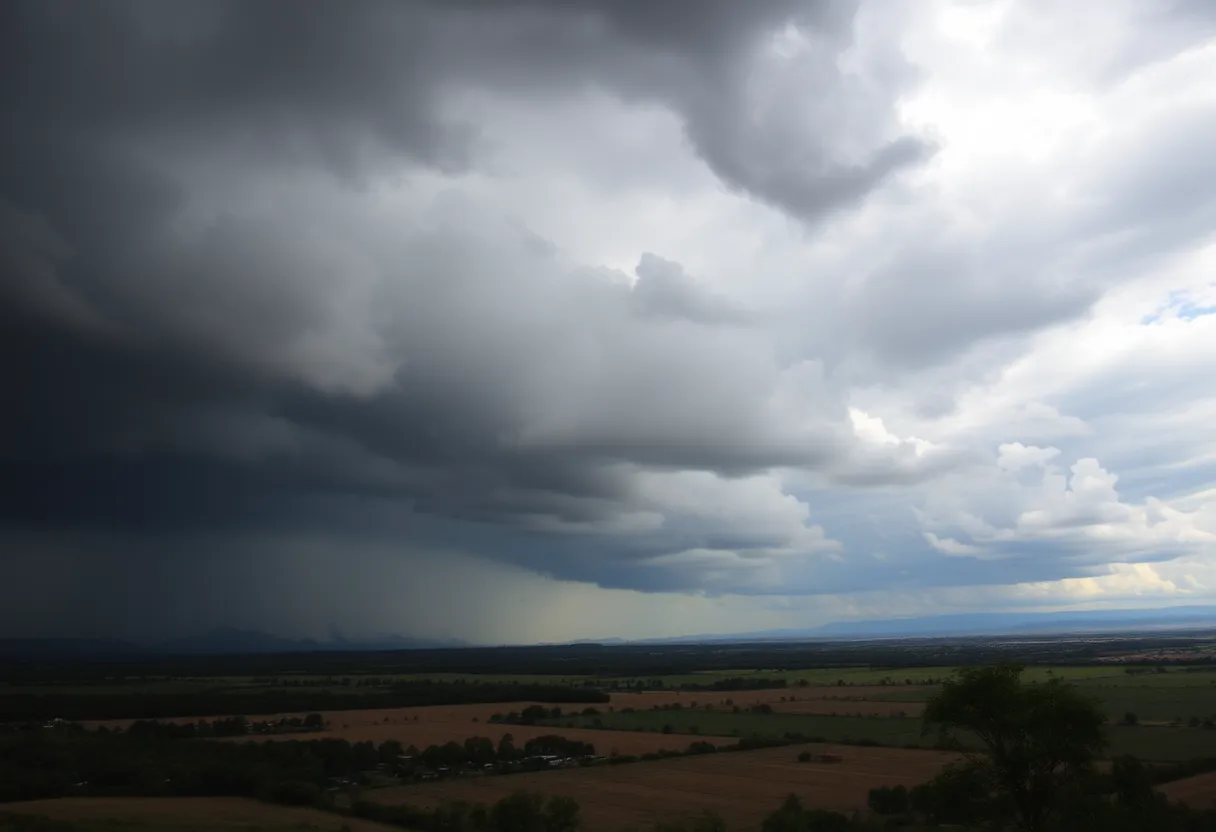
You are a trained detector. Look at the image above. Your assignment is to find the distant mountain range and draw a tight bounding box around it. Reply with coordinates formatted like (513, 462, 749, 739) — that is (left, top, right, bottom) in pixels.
(0, 628, 469, 660)
(630, 605, 1216, 644)
(2, 606, 1213, 659)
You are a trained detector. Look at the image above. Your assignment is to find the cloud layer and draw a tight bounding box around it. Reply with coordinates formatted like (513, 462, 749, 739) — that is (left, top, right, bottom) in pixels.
(1, 0, 1214, 640)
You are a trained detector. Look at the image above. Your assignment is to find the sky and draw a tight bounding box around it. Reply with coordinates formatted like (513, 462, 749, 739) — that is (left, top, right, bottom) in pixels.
(2, 0, 1215, 645)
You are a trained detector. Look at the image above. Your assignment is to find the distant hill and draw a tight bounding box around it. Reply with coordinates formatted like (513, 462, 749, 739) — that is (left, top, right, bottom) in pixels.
(633, 605, 1216, 644)
(0, 638, 148, 660)
(0, 628, 469, 659)
(4, 605, 1214, 659)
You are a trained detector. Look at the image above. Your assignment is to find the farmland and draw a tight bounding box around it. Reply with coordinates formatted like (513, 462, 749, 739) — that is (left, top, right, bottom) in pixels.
(5, 632, 1216, 830)
(1071, 675, 1216, 722)
(367, 742, 959, 831)
(552, 709, 928, 749)
(87, 703, 736, 756)
(1159, 771, 1216, 810)
(47, 663, 1216, 766)
(0, 797, 400, 832)
(554, 702, 1216, 762)
(607, 687, 928, 717)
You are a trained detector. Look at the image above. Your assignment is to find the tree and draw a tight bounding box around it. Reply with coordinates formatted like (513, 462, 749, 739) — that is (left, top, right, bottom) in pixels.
(493, 791, 580, 832)
(760, 795, 853, 832)
(464, 736, 495, 766)
(656, 811, 725, 832)
(867, 784, 909, 815)
(377, 739, 403, 765)
(921, 663, 1107, 831)
(1110, 754, 1155, 810)
(491, 791, 547, 832)
(544, 795, 581, 832)
(909, 762, 995, 826)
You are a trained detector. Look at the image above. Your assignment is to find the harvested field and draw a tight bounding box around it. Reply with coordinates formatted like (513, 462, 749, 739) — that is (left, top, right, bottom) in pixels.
(1159, 771, 1216, 809)
(234, 721, 735, 755)
(86, 704, 735, 756)
(368, 742, 958, 831)
(771, 700, 925, 717)
(607, 686, 934, 712)
(82, 702, 551, 731)
(217, 705, 734, 754)
(1, 797, 398, 832)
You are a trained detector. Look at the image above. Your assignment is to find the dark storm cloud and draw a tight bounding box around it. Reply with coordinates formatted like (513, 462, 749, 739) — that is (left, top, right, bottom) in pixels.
(5, 0, 926, 602)
(2, 0, 928, 215)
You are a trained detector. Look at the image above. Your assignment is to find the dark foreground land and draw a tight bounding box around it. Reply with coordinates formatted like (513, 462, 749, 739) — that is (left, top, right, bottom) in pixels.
(2, 628, 1216, 831)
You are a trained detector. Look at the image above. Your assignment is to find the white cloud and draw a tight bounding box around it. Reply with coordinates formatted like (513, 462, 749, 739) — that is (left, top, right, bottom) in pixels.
(919, 452, 1216, 567)
(996, 442, 1060, 472)
(923, 532, 982, 557)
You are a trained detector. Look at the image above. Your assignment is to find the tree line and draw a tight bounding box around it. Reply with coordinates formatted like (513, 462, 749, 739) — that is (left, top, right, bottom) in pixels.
(122, 714, 326, 738)
(0, 680, 608, 723)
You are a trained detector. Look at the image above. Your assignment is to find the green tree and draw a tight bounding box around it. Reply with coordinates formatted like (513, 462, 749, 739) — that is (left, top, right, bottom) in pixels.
(1110, 755, 1157, 812)
(545, 795, 581, 832)
(377, 739, 404, 765)
(760, 795, 854, 832)
(867, 784, 909, 815)
(921, 663, 1108, 831)
(464, 736, 495, 766)
(655, 811, 726, 832)
(909, 761, 995, 826)
(492, 791, 547, 832)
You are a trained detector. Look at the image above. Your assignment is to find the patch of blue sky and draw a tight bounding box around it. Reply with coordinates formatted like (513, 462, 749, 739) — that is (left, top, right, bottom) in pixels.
(1141, 287, 1216, 324)
(1177, 302, 1216, 320)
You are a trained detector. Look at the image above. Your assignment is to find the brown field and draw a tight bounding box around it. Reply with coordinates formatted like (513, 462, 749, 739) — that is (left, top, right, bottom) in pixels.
(608, 687, 928, 718)
(607, 686, 931, 710)
(1159, 771, 1216, 809)
(222, 704, 734, 755)
(239, 721, 735, 756)
(368, 742, 958, 831)
(1, 797, 398, 832)
(81, 686, 926, 734)
(86, 703, 734, 755)
(80, 687, 927, 754)
(771, 700, 925, 717)
(81, 702, 549, 731)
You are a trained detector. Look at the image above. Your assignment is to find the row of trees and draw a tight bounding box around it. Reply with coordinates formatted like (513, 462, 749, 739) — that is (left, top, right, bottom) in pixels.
(0, 729, 594, 804)
(122, 713, 326, 738)
(0, 680, 609, 723)
(348, 789, 582, 832)
(402, 734, 597, 771)
(489, 706, 572, 725)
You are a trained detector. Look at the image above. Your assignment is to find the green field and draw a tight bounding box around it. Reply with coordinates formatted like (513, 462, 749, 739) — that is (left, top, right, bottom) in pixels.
(1075, 682, 1216, 722)
(553, 709, 930, 747)
(553, 704, 1216, 762)
(1106, 725, 1216, 762)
